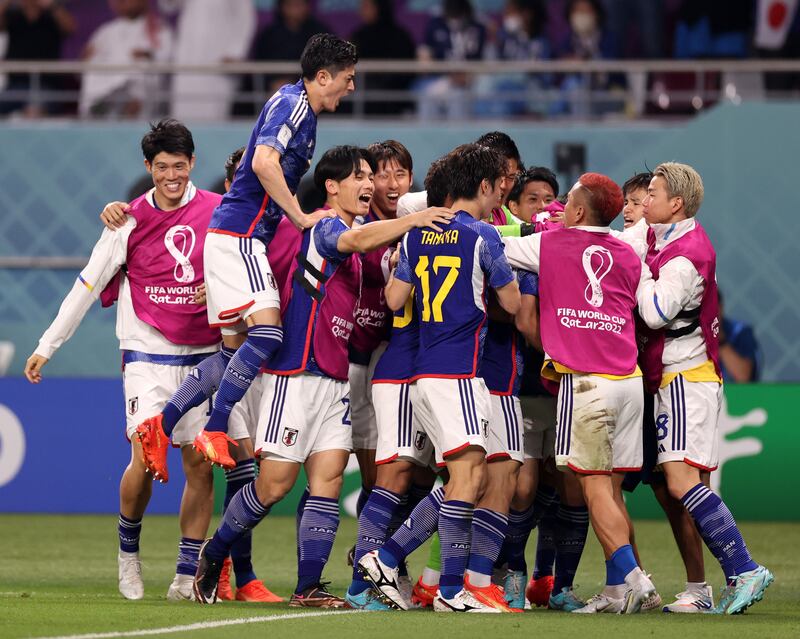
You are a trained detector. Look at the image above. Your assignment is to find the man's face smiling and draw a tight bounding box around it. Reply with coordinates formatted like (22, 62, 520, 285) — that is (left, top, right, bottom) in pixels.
(372, 159, 412, 218)
(145, 151, 194, 209)
(335, 158, 374, 217)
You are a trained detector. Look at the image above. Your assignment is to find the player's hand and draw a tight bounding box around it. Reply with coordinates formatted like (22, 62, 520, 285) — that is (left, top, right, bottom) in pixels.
(24, 354, 49, 384)
(297, 208, 336, 230)
(193, 283, 207, 305)
(410, 207, 454, 232)
(389, 242, 401, 270)
(100, 201, 130, 230)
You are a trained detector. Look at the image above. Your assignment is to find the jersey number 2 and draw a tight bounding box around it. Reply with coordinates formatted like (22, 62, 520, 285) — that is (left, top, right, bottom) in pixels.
(415, 256, 461, 322)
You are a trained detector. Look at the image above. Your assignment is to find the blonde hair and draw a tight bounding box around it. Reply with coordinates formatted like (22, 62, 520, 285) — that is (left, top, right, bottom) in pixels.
(653, 162, 704, 217)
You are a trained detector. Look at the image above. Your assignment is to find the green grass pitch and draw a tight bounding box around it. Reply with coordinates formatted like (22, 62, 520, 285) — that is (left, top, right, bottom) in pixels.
(1, 515, 798, 639)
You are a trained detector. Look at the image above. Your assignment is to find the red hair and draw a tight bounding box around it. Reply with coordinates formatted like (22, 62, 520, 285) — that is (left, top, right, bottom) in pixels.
(578, 173, 623, 225)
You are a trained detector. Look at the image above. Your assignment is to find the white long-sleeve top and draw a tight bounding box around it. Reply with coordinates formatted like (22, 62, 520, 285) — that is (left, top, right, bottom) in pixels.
(35, 184, 218, 361)
(630, 219, 710, 372)
(502, 220, 709, 373)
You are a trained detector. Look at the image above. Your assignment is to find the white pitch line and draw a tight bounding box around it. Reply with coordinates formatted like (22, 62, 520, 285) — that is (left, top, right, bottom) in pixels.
(28, 609, 362, 639)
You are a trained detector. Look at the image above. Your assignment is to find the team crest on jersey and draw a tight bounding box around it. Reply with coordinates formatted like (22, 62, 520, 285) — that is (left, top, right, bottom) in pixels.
(481, 419, 489, 438)
(414, 430, 427, 451)
(128, 397, 138, 416)
(267, 274, 277, 290)
(282, 427, 299, 446)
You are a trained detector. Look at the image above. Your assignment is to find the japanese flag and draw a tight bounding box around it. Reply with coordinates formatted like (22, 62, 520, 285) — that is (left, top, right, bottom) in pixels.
(755, 0, 799, 49)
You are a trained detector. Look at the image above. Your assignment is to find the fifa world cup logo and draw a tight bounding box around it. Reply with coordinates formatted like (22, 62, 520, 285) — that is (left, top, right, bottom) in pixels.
(582, 245, 614, 307)
(164, 225, 196, 283)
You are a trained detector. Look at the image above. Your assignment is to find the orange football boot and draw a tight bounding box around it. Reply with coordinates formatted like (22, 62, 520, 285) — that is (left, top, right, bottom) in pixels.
(135, 415, 170, 482)
(465, 575, 521, 612)
(236, 579, 284, 602)
(526, 575, 554, 608)
(411, 577, 438, 608)
(217, 558, 234, 601)
(193, 429, 238, 469)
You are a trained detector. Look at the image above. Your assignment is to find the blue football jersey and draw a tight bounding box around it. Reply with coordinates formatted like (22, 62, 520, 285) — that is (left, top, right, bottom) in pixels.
(208, 80, 317, 244)
(395, 211, 514, 378)
(372, 295, 419, 383)
(479, 269, 538, 395)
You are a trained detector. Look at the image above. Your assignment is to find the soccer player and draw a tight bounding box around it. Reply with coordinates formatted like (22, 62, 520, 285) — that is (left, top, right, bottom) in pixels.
(635, 162, 772, 614)
(345, 153, 453, 611)
(359, 143, 521, 613)
(191, 146, 452, 606)
(501, 173, 658, 614)
(348, 140, 415, 509)
(506, 166, 559, 225)
(135, 33, 359, 475)
(475, 131, 523, 226)
(99, 145, 282, 603)
(621, 172, 651, 229)
(24, 120, 221, 601)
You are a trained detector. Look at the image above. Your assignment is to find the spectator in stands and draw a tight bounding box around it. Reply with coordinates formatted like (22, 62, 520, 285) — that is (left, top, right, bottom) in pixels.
(416, 0, 487, 119)
(166, 0, 256, 121)
(239, 0, 330, 114)
(477, 0, 551, 116)
(756, 1, 800, 94)
(553, 0, 625, 116)
(0, 0, 76, 117)
(718, 291, 761, 382)
(80, 0, 173, 119)
(350, 0, 416, 115)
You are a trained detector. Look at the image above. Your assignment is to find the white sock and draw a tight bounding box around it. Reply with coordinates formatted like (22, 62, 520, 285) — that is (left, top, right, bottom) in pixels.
(421, 567, 440, 587)
(602, 584, 626, 599)
(686, 581, 707, 593)
(466, 569, 492, 588)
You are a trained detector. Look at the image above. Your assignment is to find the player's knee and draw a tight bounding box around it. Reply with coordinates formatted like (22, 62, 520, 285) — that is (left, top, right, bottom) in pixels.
(255, 473, 292, 506)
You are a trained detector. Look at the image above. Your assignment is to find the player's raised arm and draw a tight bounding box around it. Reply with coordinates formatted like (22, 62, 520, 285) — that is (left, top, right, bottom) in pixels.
(252, 144, 322, 229)
(514, 270, 540, 350)
(336, 206, 453, 254)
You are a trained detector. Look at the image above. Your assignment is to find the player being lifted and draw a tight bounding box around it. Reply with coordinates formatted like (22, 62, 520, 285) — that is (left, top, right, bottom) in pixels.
(359, 144, 521, 613)
(24, 120, 222, 602)
(135, 34, 358, 475)
(191, 146, 452, 606)
(635, 162, 772, 614)
(502, 173, 657, 614)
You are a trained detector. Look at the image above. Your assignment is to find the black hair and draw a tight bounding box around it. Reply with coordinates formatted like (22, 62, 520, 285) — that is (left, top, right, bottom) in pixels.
(301, 33, 359, 80)
(474, 131, 521, 165)
(367, 139, 413, 173)
(313, 145, 377, 193)
(508, 166, 560, 203)
(622, 172, 653, 196)
(225, 147, 246, 184)
(141, 118, 194, 163)
(510, 0, 548, 38)
(127, 174, 155, 201)
(446, 143, 505, 201)
(424, 156, 451, 207)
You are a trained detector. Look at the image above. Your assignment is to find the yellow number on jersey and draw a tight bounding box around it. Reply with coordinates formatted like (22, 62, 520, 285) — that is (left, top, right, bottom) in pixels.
(394, 287, 415, 328)
(414, 255, 462, 322)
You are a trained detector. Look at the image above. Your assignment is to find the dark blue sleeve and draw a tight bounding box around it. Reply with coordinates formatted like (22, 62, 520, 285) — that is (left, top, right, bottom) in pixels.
(478, 226, 515, 289)
(518, 269, 538, 296)
(394, 238, 413, 283)
(256, 94, 302, 155)
(313, 217, 350, 264)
